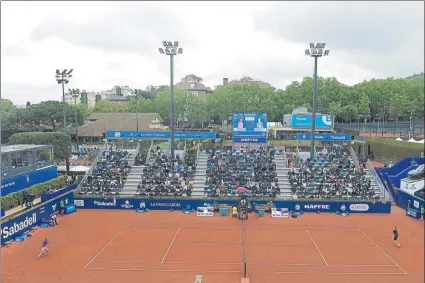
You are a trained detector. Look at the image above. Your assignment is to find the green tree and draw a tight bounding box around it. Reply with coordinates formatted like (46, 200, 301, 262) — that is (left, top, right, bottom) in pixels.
(0, 98, 15, 118)
(93, 100, 116, 113)
(154, 87, 189, 124)
(185, 93, 205, 127)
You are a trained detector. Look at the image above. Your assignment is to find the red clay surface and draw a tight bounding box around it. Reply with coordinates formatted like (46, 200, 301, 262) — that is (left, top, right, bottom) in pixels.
(2, 207, 424, 283)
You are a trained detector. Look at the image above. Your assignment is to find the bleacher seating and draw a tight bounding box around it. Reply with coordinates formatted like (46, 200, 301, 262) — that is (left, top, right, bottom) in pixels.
(203, 146, 279, 198)
(289, 148, 379, 200)
(134, 141, 151, 166)
(136, 149, 194, 197)
(78, 150, 130, 195)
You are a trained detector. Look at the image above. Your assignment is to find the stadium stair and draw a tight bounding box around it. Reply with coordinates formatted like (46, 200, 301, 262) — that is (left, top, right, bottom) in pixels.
(191, 152, 209, 197)
(120, 165, 144, 196)
(275, 155, 293, 199)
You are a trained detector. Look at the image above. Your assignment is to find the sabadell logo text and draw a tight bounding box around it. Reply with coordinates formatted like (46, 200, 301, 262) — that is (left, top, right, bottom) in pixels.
(1, 214, 36, 239)
(94, 201, 116, 206)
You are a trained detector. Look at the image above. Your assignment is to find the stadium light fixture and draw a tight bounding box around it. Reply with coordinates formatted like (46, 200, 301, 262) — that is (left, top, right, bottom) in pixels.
(55, 69, 73, 132)
(305, 42, 330, 160)
(158, 40, 184, 160)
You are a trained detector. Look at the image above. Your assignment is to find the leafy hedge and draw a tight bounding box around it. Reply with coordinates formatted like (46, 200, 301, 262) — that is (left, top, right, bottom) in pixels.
(1, 176, 67, 211)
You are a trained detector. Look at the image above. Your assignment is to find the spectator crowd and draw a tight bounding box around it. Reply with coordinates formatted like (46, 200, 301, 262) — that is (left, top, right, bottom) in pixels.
(136, 147, 194, 197)
(289, 147, 379, 200)
(78, 150, 130, 195)
(204, 146, 280, 198)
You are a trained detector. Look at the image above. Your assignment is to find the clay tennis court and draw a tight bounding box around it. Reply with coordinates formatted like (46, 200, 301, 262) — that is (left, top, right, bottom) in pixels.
(2, 207, 423, 283)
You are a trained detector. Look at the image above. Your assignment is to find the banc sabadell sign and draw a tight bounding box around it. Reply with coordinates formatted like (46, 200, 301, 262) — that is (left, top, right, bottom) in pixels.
(1, 192, 74, 246)
(74, 198, 390, 214)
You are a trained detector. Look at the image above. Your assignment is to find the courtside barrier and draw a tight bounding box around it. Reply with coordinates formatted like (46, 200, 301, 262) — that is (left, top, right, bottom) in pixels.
(73, 197, 391, 214)
(1, 191, 75, 246)
(41, 184, 77, 203)
(394, 188, 424, 211)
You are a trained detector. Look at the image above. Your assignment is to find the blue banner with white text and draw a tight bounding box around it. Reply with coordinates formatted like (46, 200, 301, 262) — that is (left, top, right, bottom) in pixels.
(297, 133, 351, 141)
(106, 131, 216, 139)
(1, 191, 74, 246)
(73, 197, 391, 214)
(291, 114, 333, 128)
(1, 166, 58, 196)
(232, 137, 268, 144)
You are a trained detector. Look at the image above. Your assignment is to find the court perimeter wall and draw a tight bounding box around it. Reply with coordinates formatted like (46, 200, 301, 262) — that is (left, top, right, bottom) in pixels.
(73, 197, 391, 214)
(1, 191, 74, 246)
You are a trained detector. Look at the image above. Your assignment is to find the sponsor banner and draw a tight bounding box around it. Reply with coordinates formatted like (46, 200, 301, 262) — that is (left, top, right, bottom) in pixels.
(65, 204, 77, 214)
(232, 137, 267, 144)
(41, 184, 77, 203)
(394, 188, 424, 212)
(74, 198, 391, 214)
(406, 208, 420, 219)
(105, 131, 216, 140)
(74, 199, 85, 207)
(1, 166, 58, 196)
(1, 192, 74, 246)
(296, 133, 351, 141)
(291, 114, 333, 128)
(232, 113, 268, 138)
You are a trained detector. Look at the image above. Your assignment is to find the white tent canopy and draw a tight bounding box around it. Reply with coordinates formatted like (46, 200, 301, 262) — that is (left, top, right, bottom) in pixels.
(407, 138, 417, 143)
(57, 165, 90, 172)
(395, 137, 403, 141)
(418, 139, 425, 144)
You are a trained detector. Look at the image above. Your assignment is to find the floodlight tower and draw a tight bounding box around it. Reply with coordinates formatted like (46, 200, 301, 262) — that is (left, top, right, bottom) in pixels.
(158, 41, 183, 160)
(305, 43, 330, 160)
(55, 69, 73, 132)
(69, 88, 80, 152)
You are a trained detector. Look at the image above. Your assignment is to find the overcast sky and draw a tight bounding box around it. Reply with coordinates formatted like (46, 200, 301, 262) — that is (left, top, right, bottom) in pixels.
(1, 1, 423, 105)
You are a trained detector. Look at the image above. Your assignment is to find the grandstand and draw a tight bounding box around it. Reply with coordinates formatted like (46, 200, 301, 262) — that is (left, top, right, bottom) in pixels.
(75, 135, 388, 203)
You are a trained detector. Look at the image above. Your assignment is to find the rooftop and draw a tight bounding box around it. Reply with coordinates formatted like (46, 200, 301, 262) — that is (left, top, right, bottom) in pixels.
(1, 144, 51, 154)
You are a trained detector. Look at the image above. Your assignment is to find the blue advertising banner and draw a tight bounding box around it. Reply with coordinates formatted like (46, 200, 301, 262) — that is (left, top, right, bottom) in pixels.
(232, 137, 267, 144)
(74, 197, 391, 214)
(1, 166, 58, 196)
(1, 192, 74, 246)
(232, 113, 268, 138)
(395, 188, 424, 211)
(297, 133, 351, 141)
(41, 184, 77, 203)
(291, 114, 333, 128)
(106, 131, 216, 139)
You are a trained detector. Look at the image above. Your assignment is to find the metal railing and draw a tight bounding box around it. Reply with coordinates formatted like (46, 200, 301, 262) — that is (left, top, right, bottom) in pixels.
(349, 146, 360, 167)
(76, 148, 104, 191)
(131, 142, 142, 165)
(195, 141, 201, 167)
(365, 159, 392, 202)
(145, 140, 154, 165)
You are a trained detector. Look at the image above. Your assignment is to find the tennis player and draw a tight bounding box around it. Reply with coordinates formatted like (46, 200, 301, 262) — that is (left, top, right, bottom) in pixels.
(393, 227, 400, 248)
(37, 237, 51, 260)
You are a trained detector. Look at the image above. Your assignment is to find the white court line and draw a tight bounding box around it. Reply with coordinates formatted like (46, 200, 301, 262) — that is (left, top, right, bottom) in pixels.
(85, 267, 241, 273)
(92, 260, 393, 267)
(306, 230, 328, 265)
(94, 260, 242, 265)
(356, 226, 408, 274)
(161, 228, 180, 263)
(173, 241, 312, 247)
(248, 271, 406, 275)
(127, 224, 358, 232)
(84, 222, 131, 269)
